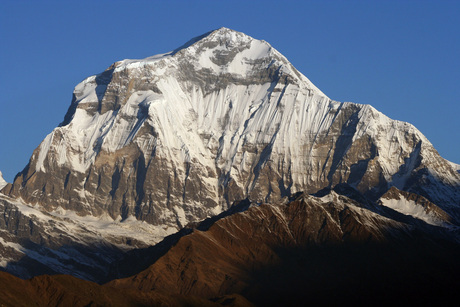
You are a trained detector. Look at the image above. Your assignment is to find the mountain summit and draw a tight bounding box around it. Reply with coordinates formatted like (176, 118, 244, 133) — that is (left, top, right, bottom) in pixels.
(3, 28, 460, 232)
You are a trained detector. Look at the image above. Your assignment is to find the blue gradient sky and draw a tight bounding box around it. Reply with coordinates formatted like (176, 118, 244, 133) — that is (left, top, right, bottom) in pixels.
(1, 0, 459, 182)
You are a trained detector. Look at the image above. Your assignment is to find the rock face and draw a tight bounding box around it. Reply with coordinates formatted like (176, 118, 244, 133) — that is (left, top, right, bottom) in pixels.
(4, 27, 460, 230)
(0, 193, 175, 282)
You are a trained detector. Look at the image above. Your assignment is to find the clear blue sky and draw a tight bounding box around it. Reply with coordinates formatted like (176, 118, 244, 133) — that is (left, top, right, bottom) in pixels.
(1, 0, 459, 182)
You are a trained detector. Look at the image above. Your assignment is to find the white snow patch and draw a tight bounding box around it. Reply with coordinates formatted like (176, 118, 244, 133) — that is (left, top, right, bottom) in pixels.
(0, 236, 26, 256)
(173, 205, 187, 227)
(0, 171, 7, 190)
(73, 75, 99, 104)
(448, 160, 460, 173)
(113, 53, 172, 73)
(35, 133, 54, 172)
(380, 197, 444, 226)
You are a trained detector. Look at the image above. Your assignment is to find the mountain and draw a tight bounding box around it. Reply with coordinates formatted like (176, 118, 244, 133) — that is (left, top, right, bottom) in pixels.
(3, 27, 460, 231)
(0, 27, 459, 296)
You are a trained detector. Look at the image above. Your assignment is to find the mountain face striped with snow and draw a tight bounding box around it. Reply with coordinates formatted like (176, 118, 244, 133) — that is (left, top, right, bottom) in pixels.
(3, 27, 460, 231)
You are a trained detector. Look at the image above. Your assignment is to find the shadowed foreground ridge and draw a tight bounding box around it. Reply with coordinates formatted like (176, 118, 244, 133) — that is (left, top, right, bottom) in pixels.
(107, 192, 460, 305)
(0, 272, 251, 307)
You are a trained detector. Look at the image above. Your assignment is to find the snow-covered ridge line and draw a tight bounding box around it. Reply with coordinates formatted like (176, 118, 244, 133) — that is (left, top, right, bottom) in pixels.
(113, 52, 172, 73)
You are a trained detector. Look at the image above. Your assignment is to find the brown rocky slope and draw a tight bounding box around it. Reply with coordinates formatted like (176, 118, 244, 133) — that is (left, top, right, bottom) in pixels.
(108, 191, 460, 305)
(0, 271, 252, 307)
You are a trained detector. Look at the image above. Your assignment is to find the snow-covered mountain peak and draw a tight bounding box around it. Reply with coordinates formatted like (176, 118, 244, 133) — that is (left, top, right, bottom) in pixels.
(177, 28, 317, 83)
(171, 27, 266, 59)
(196, 27, 255, 46)
(111, 27, 266, 73)
(105, 27, 324, 97)
(7, 28, 460, 232)
(182, 27, 270, 63)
